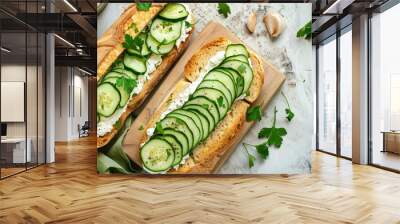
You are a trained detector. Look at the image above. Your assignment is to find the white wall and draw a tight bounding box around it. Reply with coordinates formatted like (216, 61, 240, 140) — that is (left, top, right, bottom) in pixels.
(54, 67, 89, 141)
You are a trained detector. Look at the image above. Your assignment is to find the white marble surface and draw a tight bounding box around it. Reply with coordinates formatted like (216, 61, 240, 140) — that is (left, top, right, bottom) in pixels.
(98, 3, 313, 174)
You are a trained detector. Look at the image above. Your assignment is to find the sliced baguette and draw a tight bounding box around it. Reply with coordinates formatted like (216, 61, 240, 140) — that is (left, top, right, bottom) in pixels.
(139, 37, 264, 173)
(97, 3, 194, 148)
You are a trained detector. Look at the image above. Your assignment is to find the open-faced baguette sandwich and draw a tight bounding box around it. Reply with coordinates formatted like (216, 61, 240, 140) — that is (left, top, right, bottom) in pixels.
(97, 3, 195, 148)
(138, 37, 264, 174)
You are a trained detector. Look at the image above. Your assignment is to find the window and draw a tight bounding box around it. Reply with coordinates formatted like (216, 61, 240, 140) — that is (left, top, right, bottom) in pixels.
(317, 36, 337, 154)
(339, 28, 352, 158)
(370, 2, 400, 171)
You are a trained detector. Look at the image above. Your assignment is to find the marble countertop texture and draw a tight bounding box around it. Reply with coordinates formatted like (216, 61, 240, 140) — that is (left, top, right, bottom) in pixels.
(98, 3, 314, 174)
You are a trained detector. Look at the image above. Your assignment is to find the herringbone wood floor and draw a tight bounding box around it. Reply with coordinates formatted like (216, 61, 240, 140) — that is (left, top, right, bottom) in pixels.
(1, 136, 400, 224)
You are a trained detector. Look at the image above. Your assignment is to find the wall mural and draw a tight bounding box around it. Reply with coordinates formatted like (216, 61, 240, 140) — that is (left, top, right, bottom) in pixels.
(96, 3, 312, 174)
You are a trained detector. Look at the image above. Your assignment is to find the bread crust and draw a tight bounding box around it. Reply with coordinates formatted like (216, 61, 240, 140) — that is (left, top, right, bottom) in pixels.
(97, 4, 194, 148)
(139, 37, 264, 173)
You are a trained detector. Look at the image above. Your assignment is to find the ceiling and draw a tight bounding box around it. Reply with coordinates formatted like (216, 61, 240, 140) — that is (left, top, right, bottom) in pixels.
(0, 0, 97, 74)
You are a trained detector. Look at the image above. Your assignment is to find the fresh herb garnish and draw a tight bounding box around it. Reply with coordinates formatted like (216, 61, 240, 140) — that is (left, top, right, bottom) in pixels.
(114, 120, 122, 130)
(138, 125, 144, 131)
(242, 143, 256, 168)
(217, 96, 225, 108)
(112, 58, 124, 69)
(281, 92, 294, 122)
(155, 122, 164, 135)
(246, 105, 262, 122)
(136, 2, 152, 11)
(256, 143, 269, 159)
(185, 21, 192, 29)
(258, 107, 287, 148)
(116, 77, 137, 93)
(237, 64, 246, 74)
(123, 34, 143, 51)
(129, 22, 139, 33)
(200, 104, 209, 110)
(217, 3, 231, 18)
(236, 77, 244, 89)
(296, 20, 312, 40)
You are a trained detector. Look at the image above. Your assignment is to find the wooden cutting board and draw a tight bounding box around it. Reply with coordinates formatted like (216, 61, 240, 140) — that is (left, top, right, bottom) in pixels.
(122, 21, 285, 173)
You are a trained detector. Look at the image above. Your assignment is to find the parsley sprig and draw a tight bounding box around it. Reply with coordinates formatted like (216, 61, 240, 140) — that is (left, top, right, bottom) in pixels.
(281, 92, 294, 122)
(122, 34, 143, 51)
(242, 107, 288, 168)
(136, 2, 152, 11)
(217, 3, 231, 18)
(246, 105, 262, 122)
(296, 20, 312, 40)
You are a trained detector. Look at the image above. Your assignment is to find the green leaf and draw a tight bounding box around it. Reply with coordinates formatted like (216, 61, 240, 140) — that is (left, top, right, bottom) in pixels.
(185, 21, 192, 29)
(256, 143, 269, 160)
(282, 92, 295, 122)
(217, 96, 225, 108)
(98, 116, 136, 174)
(237, 64, 246, 75)
(112, 59, 124, 69)
(201, 104, 209, 110)
(155, 122, 164, 135)
(123, 34, 143, 51)
(129, 22, 139, 33)
(114, 120, 122, 130)
(116, 77, 137, 94)
(97, 153, 131, 174)
(136, 2, 152, 11)
(236, 77, 244, 90)
(242, 143, 256, 168)
(248, 153, 256, 168)
(258, 107, 287, 148)
(285, 108, 295, 122)
(138, 125, 144, 131)
(246, 105, 262, 122)
(296, 21, 312, 40)
(217, 3, 231, 18)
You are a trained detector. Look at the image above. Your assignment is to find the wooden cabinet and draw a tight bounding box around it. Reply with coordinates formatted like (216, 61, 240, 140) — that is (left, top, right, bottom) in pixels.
(382, 132, 400, 154)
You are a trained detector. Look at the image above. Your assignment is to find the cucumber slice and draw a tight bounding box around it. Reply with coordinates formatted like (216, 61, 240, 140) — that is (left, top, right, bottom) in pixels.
(97, 83, 121, 117)
(158, 41, 175, 55)
(223, 54, 249, 64)
(141, 138, 175, 172)
(192, 88, 229, 119)
(198, 80, 233, 106)
(146, 34, 162, 54)
(150, 18, 182, 44)
(219, 60, 253, 94)
(103, 71, 125, 81)
(215, 67, 245, 97)
(204, 69, 236, 99)
(185, 96, 219, 124)
(102, 77, 131, 107)
(160, 117, 194, 149)
(111, 68, 137, 80)
(172, 109, 205, 141)
(158, 134, 183, 166)
(163, 128, 189, 156)
(126, 48, 141, 55)
(124, 53, 147, 74)
(183, 108, 209, 141)
(183, 104, 215, 133)
(168, 112, 201, 148)
(158, 3, 189, 22)
(225, 44, 249, 58)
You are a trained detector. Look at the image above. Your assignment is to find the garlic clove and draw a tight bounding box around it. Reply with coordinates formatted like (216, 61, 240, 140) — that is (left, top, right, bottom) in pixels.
(263, 11, 285, 38)
(247, 11, 257, 33)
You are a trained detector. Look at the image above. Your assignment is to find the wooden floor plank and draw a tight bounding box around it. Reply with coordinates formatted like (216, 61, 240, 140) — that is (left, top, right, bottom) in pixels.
(0, 136, 399, 223)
